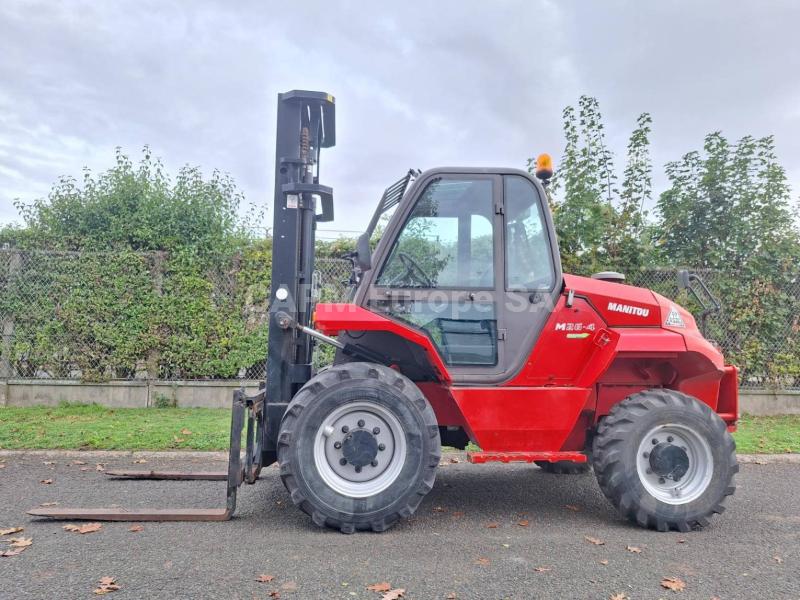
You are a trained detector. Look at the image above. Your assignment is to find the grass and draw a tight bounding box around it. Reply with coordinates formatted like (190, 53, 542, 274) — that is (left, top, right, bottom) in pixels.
(0, 404, 798, 454)
(731, 413, 800, 454)
(0, 403, 231, 451)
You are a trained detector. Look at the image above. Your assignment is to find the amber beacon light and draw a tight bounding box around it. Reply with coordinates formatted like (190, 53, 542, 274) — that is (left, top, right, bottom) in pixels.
(535, 153, 554, 183)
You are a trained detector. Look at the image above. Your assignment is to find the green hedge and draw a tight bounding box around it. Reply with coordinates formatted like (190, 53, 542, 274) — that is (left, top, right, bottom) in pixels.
(0, 242, 273, 381)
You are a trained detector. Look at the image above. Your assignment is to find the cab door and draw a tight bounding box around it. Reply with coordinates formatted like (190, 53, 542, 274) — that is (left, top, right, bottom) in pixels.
(364, 173, 506, 383)
(498, 174, 562, 378)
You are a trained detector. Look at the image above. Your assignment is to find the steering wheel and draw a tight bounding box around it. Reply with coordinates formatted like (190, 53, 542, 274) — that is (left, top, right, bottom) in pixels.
(387, 252, 434, 287)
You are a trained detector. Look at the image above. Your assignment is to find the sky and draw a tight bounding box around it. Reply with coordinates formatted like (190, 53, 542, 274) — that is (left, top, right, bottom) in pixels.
(1, 0, 799, 239)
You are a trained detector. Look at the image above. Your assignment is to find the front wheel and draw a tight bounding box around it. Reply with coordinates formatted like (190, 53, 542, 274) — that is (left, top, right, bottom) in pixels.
(278, 362, 441, 533)
(592, 389, 737, 532)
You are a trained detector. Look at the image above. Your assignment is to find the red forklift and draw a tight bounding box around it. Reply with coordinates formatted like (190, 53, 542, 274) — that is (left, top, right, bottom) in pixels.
(30, 90, 738, 533)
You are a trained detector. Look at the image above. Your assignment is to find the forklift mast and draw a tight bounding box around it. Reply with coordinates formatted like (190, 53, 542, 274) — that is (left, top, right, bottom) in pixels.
(263, 90, 336, 460)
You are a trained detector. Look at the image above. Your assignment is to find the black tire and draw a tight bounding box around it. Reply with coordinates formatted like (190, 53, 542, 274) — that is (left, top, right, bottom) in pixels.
(592, 389, 737, 532)
(277, 362, 441, 533)
(535, 460, 590, 474)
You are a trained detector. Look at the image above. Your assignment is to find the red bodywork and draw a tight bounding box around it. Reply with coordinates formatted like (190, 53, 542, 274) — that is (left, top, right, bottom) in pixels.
(314, 274, 738, 458)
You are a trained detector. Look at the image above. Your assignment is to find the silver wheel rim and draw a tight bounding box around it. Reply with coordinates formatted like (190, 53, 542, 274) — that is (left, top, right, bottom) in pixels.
(313, 401, 407, 498)
(636, 423, 714, 505)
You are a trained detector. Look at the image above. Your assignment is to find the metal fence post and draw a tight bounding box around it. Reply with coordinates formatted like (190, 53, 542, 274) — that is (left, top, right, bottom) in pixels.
(0, 249, 21, 380)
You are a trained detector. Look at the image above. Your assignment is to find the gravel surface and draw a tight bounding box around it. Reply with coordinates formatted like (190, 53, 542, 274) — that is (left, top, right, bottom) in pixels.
(0, 452, 797, 599)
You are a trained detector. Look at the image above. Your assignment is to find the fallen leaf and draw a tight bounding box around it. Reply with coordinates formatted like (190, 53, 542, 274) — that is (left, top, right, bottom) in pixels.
(533, 566, 551, 572)
(133, 458, 147, 464)
(599, 559, 609, 565)
(39, 502, 58, 507)
(475, 557, 490, 566)
(564, 505, 580, 512)
(1, 547, 26, 557)
(486, 522, 498, 529)
(518, 520, 530, 527)
(63, 523, 102, 534)
(96, 464, 105, 472)
(0, 464, 5, 469)
(773, 555, 783, 564)
(660, 577, 686, 592)
(255, 574, 275, 583)
(367, 582, 391, 592)
(180, 428, 193, 435)
(585, 536, 605, 545)
(381, 589, 405, 600)
(0, 527, 23, 536)
(71, 460, 87, 465)
(9, 537, 32, 548)
(676, 538, 686, 544)
(446, 593, 457, 599)
(269, 592, 280, 599)
(128, 525, 144, 533)
(40, 479, 53, 485)
(80, 467, 89, 472)
(451, 511, 465, 518)
(610, 594, 628, 600)
(432, 506, 445, 513)
(42, 461, 56, 466)
(93, 576, 120, 595)
(626, 545, 643, 553)
(449, 457, 460, 463)
(280, 581, 297, 592)
(173, 437, 185, 443)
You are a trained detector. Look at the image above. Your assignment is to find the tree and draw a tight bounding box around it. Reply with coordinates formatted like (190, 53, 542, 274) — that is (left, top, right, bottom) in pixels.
(656, 132, 800, 387)
(531, 96, 652, 275)
(9, 146, 252, 257)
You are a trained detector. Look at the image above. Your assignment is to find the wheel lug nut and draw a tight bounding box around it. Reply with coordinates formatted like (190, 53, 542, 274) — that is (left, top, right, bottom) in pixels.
(339, 458, 347, 466)
(355, 466, 362, 473)
(333, 441, 342, 449)
(341, 425, 349, 433)
(681, 446, 687, 451)
(643, 452, 649, 458)
(646, 468, 652, 474)
(371, 460, 378, 467)
(378, 443, 386, 451)
(373, 427, 380, 435)
(357, 419, 365, 428)
(658, 477, 666, 484)
(667, 436, 674, 443)
(651, 438, 658, 445)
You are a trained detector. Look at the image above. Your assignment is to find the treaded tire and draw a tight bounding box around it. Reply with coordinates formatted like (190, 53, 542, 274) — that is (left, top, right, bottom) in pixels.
(592, 389, 737, 532)
(278, 362, 441, 533)
(535, 460, 590, 474)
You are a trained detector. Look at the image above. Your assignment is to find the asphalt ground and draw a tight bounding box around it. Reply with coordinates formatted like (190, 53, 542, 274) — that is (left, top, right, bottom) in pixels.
(0, 452, 798, 600)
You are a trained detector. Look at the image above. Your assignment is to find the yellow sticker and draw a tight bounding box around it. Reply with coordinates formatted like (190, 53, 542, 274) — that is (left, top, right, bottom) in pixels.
(326, 94, 335, 104)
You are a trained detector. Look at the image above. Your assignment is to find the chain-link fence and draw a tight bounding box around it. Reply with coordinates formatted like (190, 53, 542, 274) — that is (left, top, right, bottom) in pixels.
(1, 248, 798, 389)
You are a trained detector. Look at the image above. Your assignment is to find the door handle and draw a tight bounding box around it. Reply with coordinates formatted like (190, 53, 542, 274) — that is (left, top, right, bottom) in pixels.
(384, 290, 411, 299)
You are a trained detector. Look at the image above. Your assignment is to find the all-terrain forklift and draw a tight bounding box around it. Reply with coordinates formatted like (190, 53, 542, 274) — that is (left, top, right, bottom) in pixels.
(30, 90, 738, 533)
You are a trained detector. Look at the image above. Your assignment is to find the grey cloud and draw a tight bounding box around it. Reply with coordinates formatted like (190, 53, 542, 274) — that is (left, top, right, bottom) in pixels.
(1, 0, 798, 233)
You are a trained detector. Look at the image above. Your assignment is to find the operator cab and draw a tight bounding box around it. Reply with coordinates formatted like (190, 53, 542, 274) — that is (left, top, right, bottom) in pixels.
(352, 167, 562, 383)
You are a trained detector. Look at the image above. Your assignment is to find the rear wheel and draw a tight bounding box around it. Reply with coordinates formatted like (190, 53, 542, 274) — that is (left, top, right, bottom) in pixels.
(278, 362, 440, 533)
(535, 460, 590, 474)
(592, 389, 737, 532)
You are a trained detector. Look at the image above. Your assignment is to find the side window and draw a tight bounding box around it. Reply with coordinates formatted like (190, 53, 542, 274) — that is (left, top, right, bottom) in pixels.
(372, 177, 498, 367)
(376, 178, 494, 288)
(504, 176, 555, 291)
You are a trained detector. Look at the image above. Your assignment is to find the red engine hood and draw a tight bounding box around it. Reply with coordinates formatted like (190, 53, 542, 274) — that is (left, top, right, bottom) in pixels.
(563, 274, 662, 327)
